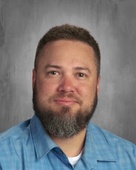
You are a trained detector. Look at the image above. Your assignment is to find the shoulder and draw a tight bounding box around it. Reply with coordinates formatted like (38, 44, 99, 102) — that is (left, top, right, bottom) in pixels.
(0, 119, 31, 155)
(0, 119, 31, 141)
(92, 123, 134, 142)
(0, 119, 34, 168)
(89, 122, 136, 158)
(85, 123, 136, 168)
(90, 122, 136, 147)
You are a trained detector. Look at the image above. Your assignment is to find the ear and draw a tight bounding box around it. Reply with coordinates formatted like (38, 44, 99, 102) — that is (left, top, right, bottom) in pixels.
(32, 69, 36, 89)
(97, 75, 101, 95)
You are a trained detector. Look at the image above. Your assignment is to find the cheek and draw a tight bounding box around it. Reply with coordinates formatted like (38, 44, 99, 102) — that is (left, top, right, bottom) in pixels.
(36, 79, 58, 97)
(78, 83, 97, 100)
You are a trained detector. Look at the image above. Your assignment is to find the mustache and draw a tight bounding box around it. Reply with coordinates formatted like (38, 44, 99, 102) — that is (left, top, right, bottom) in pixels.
(49, 93, 83, 105)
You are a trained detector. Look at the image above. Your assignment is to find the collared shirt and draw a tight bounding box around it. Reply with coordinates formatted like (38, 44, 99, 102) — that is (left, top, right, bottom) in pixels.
(0, 115, 136, 170)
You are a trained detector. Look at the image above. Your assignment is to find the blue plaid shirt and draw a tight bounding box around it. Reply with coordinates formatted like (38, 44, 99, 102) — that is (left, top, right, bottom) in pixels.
(0, 115, 136, 170)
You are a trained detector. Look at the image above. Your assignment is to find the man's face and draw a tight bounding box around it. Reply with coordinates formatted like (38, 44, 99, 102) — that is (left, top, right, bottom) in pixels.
(32, 40, 100, 138)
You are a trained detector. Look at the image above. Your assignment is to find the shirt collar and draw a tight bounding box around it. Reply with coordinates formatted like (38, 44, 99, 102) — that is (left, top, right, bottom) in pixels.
(30, 115, 116, 166)
(30, 115, 58, 160)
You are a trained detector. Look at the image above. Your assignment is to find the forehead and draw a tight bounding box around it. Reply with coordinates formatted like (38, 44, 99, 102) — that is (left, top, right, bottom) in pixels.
(38, 40, 97, 70)
(43, 39, 94, 55)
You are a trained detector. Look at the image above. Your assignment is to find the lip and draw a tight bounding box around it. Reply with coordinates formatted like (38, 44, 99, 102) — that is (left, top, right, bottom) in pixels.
(54, 98, 78, 106)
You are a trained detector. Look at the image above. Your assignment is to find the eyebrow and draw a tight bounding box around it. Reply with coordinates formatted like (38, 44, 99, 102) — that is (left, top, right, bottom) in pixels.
(44, 65, 62, 70)
(44, 65, 91, 73)
(74, 67, 91, 73)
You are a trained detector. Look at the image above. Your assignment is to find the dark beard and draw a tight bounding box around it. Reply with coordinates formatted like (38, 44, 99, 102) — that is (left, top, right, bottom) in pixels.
(32, 85, 98, 139)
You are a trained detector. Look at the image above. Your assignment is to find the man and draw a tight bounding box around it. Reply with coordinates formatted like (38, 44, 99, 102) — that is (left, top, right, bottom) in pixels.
(0, 24, 135, 169)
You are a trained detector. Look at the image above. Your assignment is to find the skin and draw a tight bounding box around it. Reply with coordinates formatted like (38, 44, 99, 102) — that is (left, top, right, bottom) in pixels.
(32, 40, 100, 156)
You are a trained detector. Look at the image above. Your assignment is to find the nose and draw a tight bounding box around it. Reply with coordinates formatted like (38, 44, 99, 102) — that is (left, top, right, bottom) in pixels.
(57, 75, 75, 93)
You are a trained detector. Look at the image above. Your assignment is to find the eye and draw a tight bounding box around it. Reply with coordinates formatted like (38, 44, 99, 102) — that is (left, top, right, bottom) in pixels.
(47, 70, 60, 76)
(77, 73, 87, 78)
(50, 71, 58, 75)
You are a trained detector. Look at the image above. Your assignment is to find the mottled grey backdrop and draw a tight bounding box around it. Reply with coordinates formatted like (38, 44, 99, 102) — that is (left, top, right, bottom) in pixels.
(0, 0, 136, 143)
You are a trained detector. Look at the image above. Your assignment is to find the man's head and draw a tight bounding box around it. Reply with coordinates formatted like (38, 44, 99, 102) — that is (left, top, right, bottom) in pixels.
(34, 24, 100, 75)
(32, 24, 101, 139)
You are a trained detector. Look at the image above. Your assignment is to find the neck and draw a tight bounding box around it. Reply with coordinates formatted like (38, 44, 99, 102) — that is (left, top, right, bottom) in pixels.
(51, 128, 86, 157)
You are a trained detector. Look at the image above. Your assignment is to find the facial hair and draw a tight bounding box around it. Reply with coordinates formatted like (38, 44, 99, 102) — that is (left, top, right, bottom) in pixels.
(32, 84, 98, 139)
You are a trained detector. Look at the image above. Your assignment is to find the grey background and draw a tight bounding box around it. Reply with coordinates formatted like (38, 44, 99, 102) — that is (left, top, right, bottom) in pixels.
(0, 0, 136, 143)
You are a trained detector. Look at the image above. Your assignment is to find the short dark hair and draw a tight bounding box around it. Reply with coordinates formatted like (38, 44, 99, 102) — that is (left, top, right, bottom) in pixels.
(34, 24, 101, 74)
